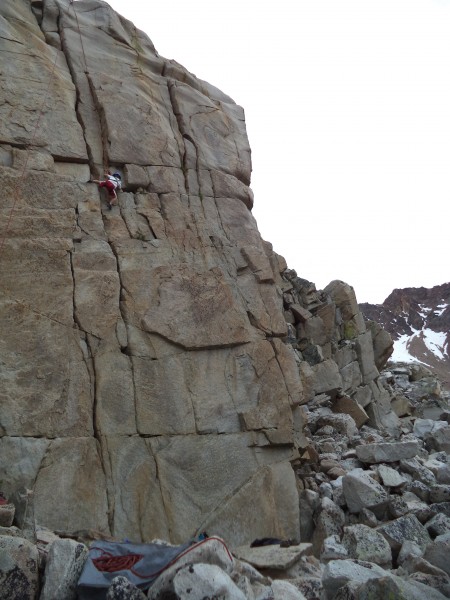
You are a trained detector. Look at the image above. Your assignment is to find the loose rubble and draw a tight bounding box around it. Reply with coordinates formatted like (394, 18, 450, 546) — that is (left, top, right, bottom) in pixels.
(287, 361, 450, 599)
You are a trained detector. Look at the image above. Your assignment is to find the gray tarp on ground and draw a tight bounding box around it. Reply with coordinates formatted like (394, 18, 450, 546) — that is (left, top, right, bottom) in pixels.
(77, 540, 191, 599)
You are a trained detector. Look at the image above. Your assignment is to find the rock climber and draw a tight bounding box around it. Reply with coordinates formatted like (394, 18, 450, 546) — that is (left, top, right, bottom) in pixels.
(91, 171, 122, 209)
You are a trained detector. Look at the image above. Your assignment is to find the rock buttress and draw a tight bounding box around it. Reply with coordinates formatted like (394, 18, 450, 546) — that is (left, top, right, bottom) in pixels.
(0, 0, 395, 546)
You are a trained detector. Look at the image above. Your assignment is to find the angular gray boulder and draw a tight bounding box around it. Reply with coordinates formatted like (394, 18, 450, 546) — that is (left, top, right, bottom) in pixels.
(342, 468, 388, 515)
(341, 524, 392, 567)
(312, 497, 345, 556)
(150, 563, 246, 600)
(349, 573, 448, 600)
(40, 538, 88, 600)
(0, 535, 39, 600)
(355, 441, 419, 464)
(106, 577, 147, 600)
(423, 532, 450, 576)
(377, 514, 431, 554)
(322, 559, 387, 600)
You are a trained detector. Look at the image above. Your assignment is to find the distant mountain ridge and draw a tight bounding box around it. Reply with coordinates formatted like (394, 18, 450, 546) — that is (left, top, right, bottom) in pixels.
(360, 283, 450, 391)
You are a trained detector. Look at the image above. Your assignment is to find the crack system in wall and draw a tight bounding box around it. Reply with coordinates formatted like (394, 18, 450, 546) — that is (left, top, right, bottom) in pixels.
(13, 0, 303, 544)
(166, 80, 190, 193)
(54, 6, 96, 176)
(34, 4, 127, 535)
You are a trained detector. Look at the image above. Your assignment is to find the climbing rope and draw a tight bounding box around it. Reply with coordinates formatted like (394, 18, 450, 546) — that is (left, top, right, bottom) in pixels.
(69, 0, 110, 175)
(69, 0, 90, 76)
(93, 552, 144, 573)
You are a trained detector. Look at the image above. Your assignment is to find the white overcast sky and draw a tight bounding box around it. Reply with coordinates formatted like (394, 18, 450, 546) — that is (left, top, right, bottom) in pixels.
(106, 0, 450, 304)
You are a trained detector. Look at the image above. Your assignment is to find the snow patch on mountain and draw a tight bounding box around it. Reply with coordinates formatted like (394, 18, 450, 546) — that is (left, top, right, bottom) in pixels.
(391, 330, 426, 365)
(418, 305, 429, 319)
(391, 328, 448, 365)
(435, 303, 448, 317)
(391, 333, 420, 363)
(422, 329, 447, 360)
(359, 284, 450, 392)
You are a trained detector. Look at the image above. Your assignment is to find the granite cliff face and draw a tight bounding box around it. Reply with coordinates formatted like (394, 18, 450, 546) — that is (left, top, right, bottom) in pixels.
(0, 0, 394, 546)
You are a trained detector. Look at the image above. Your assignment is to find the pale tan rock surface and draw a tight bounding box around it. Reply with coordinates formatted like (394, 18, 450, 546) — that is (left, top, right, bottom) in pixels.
(233, 543, 312, 571)
(0, 0, 396, 547)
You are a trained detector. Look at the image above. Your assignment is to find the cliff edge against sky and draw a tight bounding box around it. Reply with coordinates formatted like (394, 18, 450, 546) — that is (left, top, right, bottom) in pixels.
(1, 0, 396, 546)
